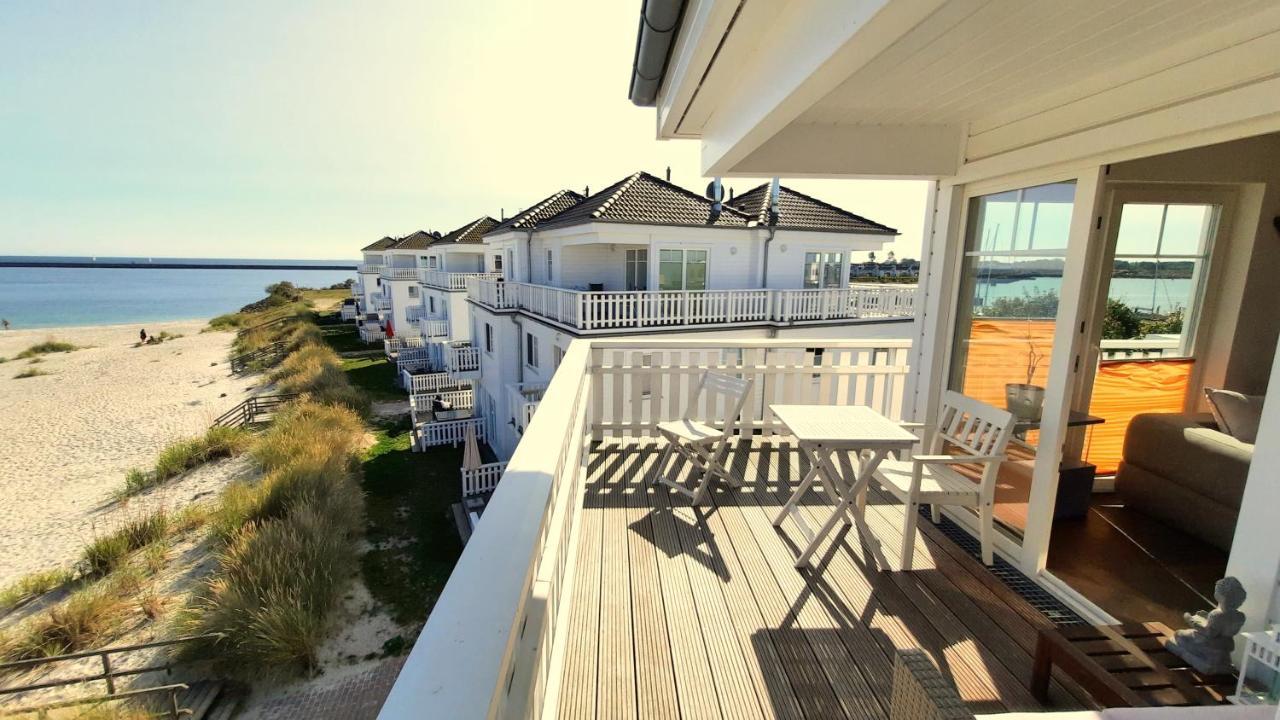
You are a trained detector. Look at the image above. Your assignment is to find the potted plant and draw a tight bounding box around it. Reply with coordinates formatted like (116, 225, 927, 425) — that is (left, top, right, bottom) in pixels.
(1005, 323, 1046, 420)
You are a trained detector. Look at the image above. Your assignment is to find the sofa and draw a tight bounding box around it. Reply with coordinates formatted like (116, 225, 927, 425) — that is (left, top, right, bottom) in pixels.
(890, 650, 1274, 719)
(1114, 413, 1253, 551)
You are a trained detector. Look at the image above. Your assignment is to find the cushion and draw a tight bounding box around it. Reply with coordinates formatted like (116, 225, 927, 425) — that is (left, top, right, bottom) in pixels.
(1204, 388, 1264, 443)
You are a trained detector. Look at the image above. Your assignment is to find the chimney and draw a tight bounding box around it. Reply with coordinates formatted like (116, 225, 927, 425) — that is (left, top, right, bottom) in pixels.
(584, 185, 590, 196)
(665, 166, 671, 182)
(500, 208, 505, 221)
(729, 187, 735, 200)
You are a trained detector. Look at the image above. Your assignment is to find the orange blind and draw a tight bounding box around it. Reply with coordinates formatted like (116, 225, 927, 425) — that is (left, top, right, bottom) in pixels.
(1084, 358, 1194, 475)
(958, 319, 1057, 408)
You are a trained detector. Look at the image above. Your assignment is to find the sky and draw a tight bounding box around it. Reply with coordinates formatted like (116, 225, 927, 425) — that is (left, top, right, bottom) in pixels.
(0, 1, 928, 262)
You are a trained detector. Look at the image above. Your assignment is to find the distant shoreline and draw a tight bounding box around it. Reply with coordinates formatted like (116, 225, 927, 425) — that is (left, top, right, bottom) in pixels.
(0, 260, 355, 270)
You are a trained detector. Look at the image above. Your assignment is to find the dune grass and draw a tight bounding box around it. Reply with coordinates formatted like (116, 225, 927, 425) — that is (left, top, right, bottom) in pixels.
(268, 339, 370, 416)
(12, 367, 50, 379)
(0, 568, 75, 612)
(119, 426, 251, 497)
(178, 400, 366, 676)
(15, 339, 80, 359)
(0, 583, 127, 661)
(82, 511, 171, 577)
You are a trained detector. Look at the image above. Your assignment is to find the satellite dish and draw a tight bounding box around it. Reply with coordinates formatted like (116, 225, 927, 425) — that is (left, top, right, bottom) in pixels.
(704, 179, 724, 203)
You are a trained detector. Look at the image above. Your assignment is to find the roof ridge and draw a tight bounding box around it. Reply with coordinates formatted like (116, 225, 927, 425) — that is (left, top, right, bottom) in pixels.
(592, 171, 645, 219)
(515, 189, 572, 228)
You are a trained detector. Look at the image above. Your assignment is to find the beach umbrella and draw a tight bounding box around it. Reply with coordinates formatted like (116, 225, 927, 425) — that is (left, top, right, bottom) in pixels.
(462, 422, 482, 470)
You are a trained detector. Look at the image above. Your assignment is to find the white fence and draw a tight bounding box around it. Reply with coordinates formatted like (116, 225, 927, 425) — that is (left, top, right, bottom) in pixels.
(419, 319, 450, 338)
(405, 304, 427, 323)
(380, 266, 420, 281)
(446, 345, 481, 374)
(460, 461, 508, 497)
(384, 336, 426, 357)
(340, 305, 358, 321)
(379, 337, 913, 720)
(467, 280, 916, 331)
(422, 270, 504, 291)
(404, 371, 468, 395)
(356, 263, 383, 274)
(410, 389, 474, 415)
(1099, 336, 1181, 360)
(505, 383, 547, 435)
(416, 417, 486, 449)
(358, 325, 386, 343)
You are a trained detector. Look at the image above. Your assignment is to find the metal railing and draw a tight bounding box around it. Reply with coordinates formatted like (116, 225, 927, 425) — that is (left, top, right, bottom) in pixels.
(211, 393, 299, 429)
(420, 270, 503, 291)
(466, 280, 916, 331)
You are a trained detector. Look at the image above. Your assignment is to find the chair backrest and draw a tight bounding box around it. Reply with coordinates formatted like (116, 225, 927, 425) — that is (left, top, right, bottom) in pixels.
(685, 370, 754, 438)
(930, 391, 1016, 497)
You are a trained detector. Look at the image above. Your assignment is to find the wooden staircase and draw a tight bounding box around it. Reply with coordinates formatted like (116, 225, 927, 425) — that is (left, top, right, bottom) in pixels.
(177, 679, 243, 720)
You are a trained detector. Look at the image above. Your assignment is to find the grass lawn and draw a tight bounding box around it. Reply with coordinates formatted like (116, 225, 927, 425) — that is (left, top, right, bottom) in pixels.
(360, 419, 464, 626)
(340, 355, 403, 403)
(315, 315, 371, 355)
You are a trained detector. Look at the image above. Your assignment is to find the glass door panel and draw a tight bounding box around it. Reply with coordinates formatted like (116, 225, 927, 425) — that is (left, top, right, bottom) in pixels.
(949, 180, 1077, 538)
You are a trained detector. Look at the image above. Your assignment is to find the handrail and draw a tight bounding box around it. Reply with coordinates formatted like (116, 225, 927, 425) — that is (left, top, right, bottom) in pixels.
(210, 393, 300, 429)
(0, 683, 192, 719)
(229, 340, 287, 373)
(0, 633, 222, 702)
(467, 280, 916, 330)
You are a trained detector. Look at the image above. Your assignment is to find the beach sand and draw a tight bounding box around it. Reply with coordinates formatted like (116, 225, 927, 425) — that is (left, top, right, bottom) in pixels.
(0, 320, 257, 585)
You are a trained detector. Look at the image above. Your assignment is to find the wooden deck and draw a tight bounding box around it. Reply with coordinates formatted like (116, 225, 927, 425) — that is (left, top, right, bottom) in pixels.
(556, 439, 1098, 720)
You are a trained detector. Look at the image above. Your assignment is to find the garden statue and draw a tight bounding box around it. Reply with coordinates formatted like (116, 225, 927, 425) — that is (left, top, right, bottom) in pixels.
(1167, 576, 1247, 675)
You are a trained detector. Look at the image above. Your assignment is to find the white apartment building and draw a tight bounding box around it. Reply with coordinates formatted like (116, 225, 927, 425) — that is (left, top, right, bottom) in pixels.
(353, 235, 396, 341)
(467, 171, 914, 458)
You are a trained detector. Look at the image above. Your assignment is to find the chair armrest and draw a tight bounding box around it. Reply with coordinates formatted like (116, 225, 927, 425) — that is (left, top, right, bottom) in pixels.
(890, 650, 976, 720)
(912, 454, 1005, 465)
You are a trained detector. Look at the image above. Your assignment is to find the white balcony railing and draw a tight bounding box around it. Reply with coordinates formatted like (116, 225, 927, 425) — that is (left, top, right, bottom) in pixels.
(380, 266, 420, 281)
(358, 325, 386, 343)
(505, 382, 547, 435)
(466, 280, 916, 331)
(461, 461, 508, 497)
(384, 335, 426, 359)
(405, 304, 427, 323)
(373, 294, 392, 311)
(419, 319, 450, 338)
(379, 338, 912, 719)
(417, 416, 486, 449)
(356, 263, 383, 274)
(410, 388, 474, 415)
(421, 270, 504, 291)
(1099, 336, 1181, 360)
(340, 305, 358, 321)
(403, 371, 469, 395)
(446, 345, 481, 375)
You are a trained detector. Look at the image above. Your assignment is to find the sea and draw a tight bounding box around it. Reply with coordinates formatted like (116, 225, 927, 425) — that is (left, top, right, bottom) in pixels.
(0, 256, 356, 329)
(974, 276, 1193, 315)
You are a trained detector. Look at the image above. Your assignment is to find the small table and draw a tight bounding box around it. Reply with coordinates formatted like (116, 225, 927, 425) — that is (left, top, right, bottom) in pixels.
(1031, 622, 1236, 707)
(769, 405, 918, 568)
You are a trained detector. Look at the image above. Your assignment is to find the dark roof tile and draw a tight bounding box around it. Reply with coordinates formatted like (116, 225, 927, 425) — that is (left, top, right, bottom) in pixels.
(726, 183, 898, 235)
(537, 172, 753, 231)
(432, 216, 500, 246)
(486, 190, 586, 235)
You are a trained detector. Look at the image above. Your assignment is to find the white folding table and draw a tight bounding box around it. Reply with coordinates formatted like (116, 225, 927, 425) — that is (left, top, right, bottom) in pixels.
(769, 405, 918, 568)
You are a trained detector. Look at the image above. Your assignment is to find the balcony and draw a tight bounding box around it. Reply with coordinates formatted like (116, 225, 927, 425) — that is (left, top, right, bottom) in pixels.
(419, 318, 450, 339)
(356, 263, 383, 274)
(380, 266, 420, 281)
(405, 304, 428, 323)
(357, 324, 385, 343)
(372, 294, 392, 312)
(421, 269, 504, 291)
(444, 344, 481, 381)
(505, 382, 547, 435)
(466, 280, 916, 332)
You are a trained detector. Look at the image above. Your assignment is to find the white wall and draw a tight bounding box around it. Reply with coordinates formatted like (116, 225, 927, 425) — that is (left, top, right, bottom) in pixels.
(560, 244, 628, 290)
(385, 279, 421, 337)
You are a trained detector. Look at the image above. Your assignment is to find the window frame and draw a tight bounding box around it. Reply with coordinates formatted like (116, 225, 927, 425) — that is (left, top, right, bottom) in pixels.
(525, 332, 539, 369)
(484, 323, 494, 354)
(625, 248, 649, 291)
(545, 249, 553, 283)
(802, 251, 845, 289)
(657, 248, 709, 291)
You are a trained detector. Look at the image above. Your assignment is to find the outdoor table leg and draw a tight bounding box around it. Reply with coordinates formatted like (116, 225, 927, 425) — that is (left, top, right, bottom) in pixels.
(772, 454, 823, 527)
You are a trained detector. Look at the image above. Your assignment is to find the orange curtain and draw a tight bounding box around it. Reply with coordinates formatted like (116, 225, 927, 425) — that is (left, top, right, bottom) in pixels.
(959, 319, 1057, 408)
(1084, 359, 1194, 475)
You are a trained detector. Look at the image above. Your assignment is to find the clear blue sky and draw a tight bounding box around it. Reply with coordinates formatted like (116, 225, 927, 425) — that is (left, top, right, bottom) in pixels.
(0, 1, 927, 260)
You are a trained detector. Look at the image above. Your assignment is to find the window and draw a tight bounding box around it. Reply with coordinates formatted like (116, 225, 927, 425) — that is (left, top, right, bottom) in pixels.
(408, 285, 419, 298)
(545, 250, 554, 282)
(657, 249, 708, 290)
(426, 256, 438, 269)
(428, 296, 435, 313)
(484, 323, 494, 354)
(552, 345, 564, 370)
(525, 332, 539, 368)
(625, 249, 648, 291)
(493, 254, 503, 272)
(803, 252, 845, 288)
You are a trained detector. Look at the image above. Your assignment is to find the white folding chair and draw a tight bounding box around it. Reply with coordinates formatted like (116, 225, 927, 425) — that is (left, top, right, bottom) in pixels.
(652, 370, 754, 504)
(874, 391, 1015, 570)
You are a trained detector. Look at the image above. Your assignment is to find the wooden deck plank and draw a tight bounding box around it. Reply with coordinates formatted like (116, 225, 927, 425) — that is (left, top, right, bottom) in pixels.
(717, 443, 885, 720)
(598, 448, 638, 720)
(558, 446, 610, 720)
(559, 442, 1080, 720)
(621, 446, 681, 720)
(652, 446, 768, 720)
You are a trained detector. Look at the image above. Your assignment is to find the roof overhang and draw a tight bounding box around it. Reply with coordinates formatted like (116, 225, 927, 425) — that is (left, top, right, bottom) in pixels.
(647, 0, 1280, 180)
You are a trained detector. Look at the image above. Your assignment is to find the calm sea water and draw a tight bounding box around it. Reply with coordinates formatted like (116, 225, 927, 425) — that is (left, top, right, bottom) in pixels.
(975, 276, 1193, 314)
(0, 257, 354, 329)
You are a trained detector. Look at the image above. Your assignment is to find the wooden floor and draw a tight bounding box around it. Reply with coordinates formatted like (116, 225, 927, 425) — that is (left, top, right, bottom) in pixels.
(556, 439, 1099, 720)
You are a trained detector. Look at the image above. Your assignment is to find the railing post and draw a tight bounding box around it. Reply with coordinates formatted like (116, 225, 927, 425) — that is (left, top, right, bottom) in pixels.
(101, 652, 115, 695)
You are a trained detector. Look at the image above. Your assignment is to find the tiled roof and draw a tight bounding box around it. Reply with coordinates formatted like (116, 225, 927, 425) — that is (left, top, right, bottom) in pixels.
(392, 230, 437, 250)
(486, 190, 587, 235)
(726, 183, 898, 235)
(537, 172, 754, 231)
(433, 216, 500, 246)
(361, 236, 397, 251)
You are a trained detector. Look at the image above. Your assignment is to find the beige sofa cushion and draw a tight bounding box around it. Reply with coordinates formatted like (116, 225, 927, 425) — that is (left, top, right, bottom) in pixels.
(1205, 387, 1265, 443)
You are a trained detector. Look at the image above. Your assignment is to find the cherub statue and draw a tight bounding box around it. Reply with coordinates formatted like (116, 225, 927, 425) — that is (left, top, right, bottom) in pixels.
(1167, 576, 1247, 675)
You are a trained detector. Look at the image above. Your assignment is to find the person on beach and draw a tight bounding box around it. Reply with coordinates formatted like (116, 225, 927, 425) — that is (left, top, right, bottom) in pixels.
(1, 319, 9, 331)
(139, 328, 147, 344)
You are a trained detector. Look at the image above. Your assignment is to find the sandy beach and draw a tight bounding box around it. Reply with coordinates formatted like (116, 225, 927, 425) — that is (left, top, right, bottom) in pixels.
(0, 320, 257, 585)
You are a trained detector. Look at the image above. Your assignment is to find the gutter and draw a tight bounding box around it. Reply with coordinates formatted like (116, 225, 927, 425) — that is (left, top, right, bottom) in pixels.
(629, 0, 686, 106)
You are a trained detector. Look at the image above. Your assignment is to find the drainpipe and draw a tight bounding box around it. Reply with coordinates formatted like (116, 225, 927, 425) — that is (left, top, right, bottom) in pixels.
(760, 177, 782, 287)
(511, 316, 525, 385)
(524, 229, 534, 283)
